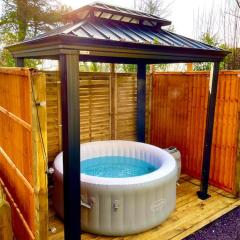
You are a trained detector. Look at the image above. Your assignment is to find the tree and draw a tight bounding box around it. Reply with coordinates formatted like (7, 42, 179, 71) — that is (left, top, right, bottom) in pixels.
(193, 0, 240, 70)
(0, 0, 71, 67)
(221, 0, 240, 69)
(193, 33, 220, 71)
(134, 0, 174, 18)
(193, 3, 221, 42)
(79, 62, 110, 72)
(235, 0, 240, 9)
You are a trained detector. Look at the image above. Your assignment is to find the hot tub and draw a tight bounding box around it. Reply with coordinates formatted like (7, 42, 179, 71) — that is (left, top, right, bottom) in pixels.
(52, 140, 177, 236)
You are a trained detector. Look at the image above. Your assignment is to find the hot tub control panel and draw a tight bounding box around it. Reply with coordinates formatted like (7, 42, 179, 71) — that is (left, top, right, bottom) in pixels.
(165, 147, 181, 181)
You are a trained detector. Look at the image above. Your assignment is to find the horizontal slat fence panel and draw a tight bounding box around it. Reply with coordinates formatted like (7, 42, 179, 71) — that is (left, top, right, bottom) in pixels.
(46, 71, 151, 162)
(150, 71, 240, 193)
(115, 73, 137, 140)
(79, 73, 111, 143)
(45, 72, 61, 163)
(0, 68, 35, 240)
(115, 73, 151, 141)
(46, 72, 111, 162)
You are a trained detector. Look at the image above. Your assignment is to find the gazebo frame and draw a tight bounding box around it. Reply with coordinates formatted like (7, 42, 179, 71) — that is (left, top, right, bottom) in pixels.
(8, 2, 228, 239)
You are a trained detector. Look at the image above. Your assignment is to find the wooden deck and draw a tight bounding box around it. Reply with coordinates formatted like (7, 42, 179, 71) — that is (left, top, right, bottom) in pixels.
(48, 175, 240, 240)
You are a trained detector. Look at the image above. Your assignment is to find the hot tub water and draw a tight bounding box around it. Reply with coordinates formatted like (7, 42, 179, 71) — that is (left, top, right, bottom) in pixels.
(81, 156, 158, 178)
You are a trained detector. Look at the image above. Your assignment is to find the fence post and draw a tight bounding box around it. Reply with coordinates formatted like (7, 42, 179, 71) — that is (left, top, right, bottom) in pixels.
(31, 71, 48, 239)
(0, 187, 13, 240)
(187, 63, 193, 71)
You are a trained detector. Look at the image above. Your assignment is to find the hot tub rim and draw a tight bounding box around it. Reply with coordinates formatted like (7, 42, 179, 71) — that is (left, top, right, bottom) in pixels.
(53, 140, 177, 186)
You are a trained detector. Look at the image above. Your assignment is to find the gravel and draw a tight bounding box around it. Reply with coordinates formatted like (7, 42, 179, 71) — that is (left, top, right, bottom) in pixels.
(184, 207, 240, 240)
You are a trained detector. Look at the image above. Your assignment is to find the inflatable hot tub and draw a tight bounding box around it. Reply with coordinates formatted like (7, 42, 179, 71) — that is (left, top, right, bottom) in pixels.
(53, 140, 177, 236)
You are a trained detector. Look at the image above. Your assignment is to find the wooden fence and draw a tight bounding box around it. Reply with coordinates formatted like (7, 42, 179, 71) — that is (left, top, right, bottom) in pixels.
(150, 71, 240, 194)
(0, 68, 48, 240)
(1, 68, 240, 240)
(45, 71, 151, 162)
(45, 70, 240, 194)
(0, 185, 13, 240)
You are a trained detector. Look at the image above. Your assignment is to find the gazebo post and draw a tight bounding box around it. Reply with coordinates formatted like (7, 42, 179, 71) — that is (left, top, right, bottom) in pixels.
(59, 54, 81, 239)
(136, 63, 147, 143)
(15, 57, 24, 67)
(197, 61, 220, 200)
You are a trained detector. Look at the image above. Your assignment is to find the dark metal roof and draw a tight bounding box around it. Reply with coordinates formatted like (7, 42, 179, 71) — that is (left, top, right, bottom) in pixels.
(23, 18, 220, 51)
(64, 2, 171, 27)
(7, 2, 229, 63)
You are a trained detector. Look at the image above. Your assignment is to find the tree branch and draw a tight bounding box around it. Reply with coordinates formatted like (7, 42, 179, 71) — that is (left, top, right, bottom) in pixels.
(225, 11, 240, 19)
(234, 0, 240, 9)
(1, 0, 15, 10)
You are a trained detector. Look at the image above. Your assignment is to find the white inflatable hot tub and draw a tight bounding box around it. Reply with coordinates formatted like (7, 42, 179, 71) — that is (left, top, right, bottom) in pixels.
(53, 140, 177, 236)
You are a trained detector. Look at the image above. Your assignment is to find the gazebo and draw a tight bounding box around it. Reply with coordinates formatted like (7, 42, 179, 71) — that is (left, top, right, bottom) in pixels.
(7, 2, 228, 239)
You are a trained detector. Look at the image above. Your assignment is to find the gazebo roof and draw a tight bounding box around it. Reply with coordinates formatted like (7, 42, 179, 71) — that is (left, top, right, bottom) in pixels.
(8, 2, 228, 63)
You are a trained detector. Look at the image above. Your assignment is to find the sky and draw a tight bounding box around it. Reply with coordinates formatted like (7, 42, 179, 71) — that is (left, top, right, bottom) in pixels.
(59, 0, 224, 38)
(0, 0, 227, 39)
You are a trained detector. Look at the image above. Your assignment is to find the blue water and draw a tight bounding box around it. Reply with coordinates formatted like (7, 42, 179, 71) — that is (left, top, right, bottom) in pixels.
(81, 156, 158, 178)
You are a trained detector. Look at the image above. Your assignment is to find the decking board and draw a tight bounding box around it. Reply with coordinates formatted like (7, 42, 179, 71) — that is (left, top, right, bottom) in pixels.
(48, 175, 240, 240)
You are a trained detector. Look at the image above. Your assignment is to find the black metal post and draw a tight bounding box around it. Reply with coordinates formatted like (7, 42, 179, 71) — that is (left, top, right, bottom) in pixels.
(197, 61, 220, 200)
(15, 57, 24, 67)
(136, 63, 147, 142)
(59, 54, 81, 239)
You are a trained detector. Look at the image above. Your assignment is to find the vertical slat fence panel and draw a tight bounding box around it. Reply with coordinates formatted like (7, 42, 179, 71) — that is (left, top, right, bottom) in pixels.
(150, 71, 240, 193)
(210, 72, 240, 192)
